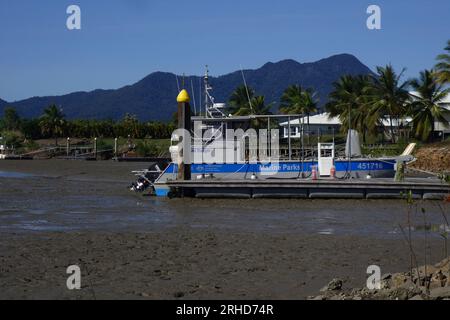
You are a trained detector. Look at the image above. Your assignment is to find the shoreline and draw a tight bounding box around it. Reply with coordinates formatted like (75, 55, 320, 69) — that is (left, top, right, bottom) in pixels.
(1, 159, 449, 299)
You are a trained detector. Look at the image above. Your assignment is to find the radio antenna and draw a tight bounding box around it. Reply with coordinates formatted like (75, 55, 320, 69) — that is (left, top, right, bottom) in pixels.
(240, 65, 253, 114)
(191, 79, 197, 115)
(175, 74, 180, 92)
(198, 77, 202, 116)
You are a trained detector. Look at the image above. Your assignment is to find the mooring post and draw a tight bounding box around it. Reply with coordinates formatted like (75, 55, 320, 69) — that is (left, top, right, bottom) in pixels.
(395, 161, 405, 182)
(94, 137, 97, 159)
(66, 137, 70, 157)
(176, 89, 191, 181)
(114, 138, 118, 158)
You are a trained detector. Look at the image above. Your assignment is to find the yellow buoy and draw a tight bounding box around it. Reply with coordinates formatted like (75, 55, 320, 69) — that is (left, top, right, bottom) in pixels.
(176, 89, 190, 103)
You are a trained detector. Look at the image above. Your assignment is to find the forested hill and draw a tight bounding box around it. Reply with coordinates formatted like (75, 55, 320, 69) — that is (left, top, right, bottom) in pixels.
(1, 53, 374, 122)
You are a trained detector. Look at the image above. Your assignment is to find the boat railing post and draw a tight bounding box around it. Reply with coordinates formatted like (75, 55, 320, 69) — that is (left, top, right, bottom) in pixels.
(288, 116, 291, 160)
(267, 116, 271, 161)
(301, 114, 304, 177)
(348, 105, 352, 178)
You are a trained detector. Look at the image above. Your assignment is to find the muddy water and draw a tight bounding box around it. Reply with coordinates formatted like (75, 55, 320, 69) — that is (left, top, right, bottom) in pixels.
(0, 160, 448, 237)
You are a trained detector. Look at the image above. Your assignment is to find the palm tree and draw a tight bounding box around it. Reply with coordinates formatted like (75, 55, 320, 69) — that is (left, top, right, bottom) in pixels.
(367, 64, 410, 143)
(279, 85, 318, 143)
(39, 105, 66, 146)
(409, 69, 450, 141)
(435, 40, 450, 85)
(2, 107, 21, 131)
(302, 89, 318, 143)
(228, 85, 254, 115)
(122, 113, 139, 138)
(326, 75, 377, 143)
(233, 96, 270, 115)
(280, 86, 318, 120)
(233, 95, 272, 129)
(279, 85, 304, 114)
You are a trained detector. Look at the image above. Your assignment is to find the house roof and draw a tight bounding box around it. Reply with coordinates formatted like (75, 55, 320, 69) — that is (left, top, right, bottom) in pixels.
(409, 91, 450, 104)
(279, 113, 341, 126)
(279, 113, 414, 127)
(381, 117, 412, 127)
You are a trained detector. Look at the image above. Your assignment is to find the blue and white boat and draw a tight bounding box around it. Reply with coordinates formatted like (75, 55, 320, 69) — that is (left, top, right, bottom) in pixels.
(135, 68, 414, 197)
(152, 158, 400, 197)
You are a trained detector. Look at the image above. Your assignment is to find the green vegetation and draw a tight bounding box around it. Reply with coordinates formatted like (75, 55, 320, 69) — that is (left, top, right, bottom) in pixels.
(224, 43, 450, 159)
(361, 143, 408, 158)
(279, 85, 318, 145)
(325, 65, 448, 144)
(135, 139, 171, 157)
(409, 70, 450, 141)
(1, 39, 449, 158)
(228, 85, 255, 115)
(39, 105, 66, 146)
(223, 40, 449, 147)
(0, 111, 175, 142)
(323, 40, 450, 144)
(326, 75, 376, 144)
(2, 107, 21, 131)
(435, 40, 450, 85)
(0, 106, 175, 156)
(1, 131, 23, 150)
(367, 65, 410, 143)
(228, 85, 272, 118)
(227, 85, 272, 129)
(279, 85, 318, 117)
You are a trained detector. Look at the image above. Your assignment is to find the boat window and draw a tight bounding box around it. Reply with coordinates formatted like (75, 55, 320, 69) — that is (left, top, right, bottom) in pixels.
(290, 126, 297, 136)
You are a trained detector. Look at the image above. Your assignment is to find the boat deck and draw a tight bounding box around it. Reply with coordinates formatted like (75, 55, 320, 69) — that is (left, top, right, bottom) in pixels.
(162, 177, 450, 199)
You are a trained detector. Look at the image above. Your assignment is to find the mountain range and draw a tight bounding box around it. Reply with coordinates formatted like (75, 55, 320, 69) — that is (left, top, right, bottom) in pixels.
(0, 54, 374, 122)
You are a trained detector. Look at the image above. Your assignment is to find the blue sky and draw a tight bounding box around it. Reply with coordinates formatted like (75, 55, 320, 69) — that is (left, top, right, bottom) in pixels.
(0, 0, 449, 101)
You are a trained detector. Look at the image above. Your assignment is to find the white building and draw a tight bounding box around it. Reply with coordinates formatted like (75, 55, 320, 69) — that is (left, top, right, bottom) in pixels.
(280, 113, 341, 138)
(280, 92, 450, 138)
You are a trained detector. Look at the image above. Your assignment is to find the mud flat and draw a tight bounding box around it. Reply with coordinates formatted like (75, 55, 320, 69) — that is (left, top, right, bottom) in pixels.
(0, 159, 449, 299)
(0, 229, 448, 300)
(0, 159, 144, 182)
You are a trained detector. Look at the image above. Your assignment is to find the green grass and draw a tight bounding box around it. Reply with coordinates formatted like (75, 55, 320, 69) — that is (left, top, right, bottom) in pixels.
(361, 144, 408, 157)
(134, 139, 171, 157)
(11, 137, 171, 157)
(96, 138, 170, 157)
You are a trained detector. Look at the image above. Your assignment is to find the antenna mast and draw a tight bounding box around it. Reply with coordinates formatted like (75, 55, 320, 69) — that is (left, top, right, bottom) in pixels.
(175, 74, 180, 92)
(203, 65, 225, 118)
(204, 65, 209, 116)
(190, 79, 197, 115)
(240, 66, 253, 114)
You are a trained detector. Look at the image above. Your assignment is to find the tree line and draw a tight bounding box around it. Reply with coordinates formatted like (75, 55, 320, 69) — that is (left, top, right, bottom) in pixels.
(0, 107, 176, 145)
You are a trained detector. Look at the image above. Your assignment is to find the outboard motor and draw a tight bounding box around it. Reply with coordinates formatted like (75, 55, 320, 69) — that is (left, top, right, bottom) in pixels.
(130, 176, 151, 192)
(129, 160, 170, 194)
